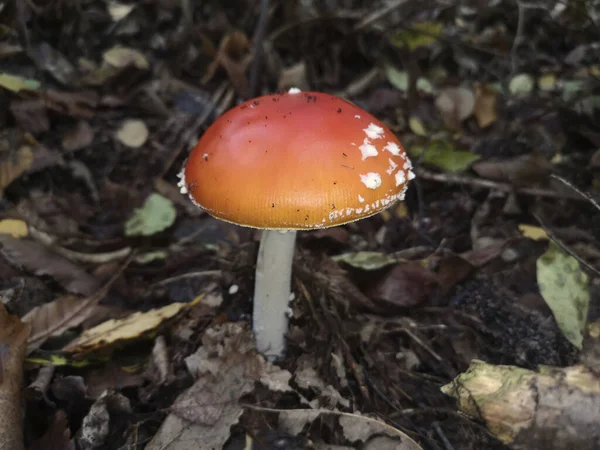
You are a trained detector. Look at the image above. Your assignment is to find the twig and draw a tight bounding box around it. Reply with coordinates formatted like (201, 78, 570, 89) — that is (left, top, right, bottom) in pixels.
(248, 0, 270, 99)
(510, 0, 527, 78)
(352, 0, 409, 32)
(416, 168, 581, 200)
(550, 174, 600, 212)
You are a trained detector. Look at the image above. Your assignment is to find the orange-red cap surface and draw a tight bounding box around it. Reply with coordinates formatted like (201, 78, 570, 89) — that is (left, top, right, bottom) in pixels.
(179, 89, 414, 229)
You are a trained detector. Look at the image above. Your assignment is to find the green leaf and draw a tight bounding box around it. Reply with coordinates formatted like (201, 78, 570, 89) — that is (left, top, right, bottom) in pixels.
(332, 251, 398, 271)
(125, 193, 176, 237)
(384, 65, 434, 94)
(390, 22, 443, 51)
(408, 139, 480, 173)
(537, 241, 589, 349)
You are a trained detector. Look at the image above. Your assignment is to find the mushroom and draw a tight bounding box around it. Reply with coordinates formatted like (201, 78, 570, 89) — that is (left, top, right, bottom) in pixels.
(178, 89, 414, 360)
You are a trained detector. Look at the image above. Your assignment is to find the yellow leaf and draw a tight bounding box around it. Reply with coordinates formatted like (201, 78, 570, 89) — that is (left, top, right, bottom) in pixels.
(518, 224, 548, 241)
(0, 219, 28, 238)
(65, 302, 189, 353)
(409, 116, 427, 136)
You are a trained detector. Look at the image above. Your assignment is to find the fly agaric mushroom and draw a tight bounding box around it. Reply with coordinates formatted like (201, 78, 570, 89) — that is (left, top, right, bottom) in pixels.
(178, 88, 414, 360)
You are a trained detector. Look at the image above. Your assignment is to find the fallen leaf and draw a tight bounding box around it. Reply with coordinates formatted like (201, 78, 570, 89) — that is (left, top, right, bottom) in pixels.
(0, 235, 101, 296)
(384, 65, 434, 94)
(509, 73, 535, 96)
(332, 251, 398, 271)
(408, 139, 480, 173)
(62, 121, 94, 152)
(28, 42, 77, 85)
(115, 119, 148, 148)
(367, 263, 439, 308)
(0, 72, 40, 92)
(408, 116, 427, 136)
(0, 304, 31, 450)
(472, 153, 552, 186)
(10, 99, 50, 134)
(0, 219, 28, 238)
(278, 409, 423, 449)
(63, 301, 191, 353)
(538, 73, 557, 91)
(124, 193, 176, 236)
(442, 360, 600, 449)
(107, 2, 135, 21)
(23, 295, 101, 353)
(519, 224, 548, 241)
(390, 21, 443, 51)
(103, 46, 149, 70)
(474, 83, 498, 128)
(537, 241, 589, 349)
(76, 391, 132, 449)
(435, 86, 475, 129)
(202, 30, 250, 97)
(0, 145, 33, 196)
(278, 61, 310, 91)
(145, 323, 266, 450)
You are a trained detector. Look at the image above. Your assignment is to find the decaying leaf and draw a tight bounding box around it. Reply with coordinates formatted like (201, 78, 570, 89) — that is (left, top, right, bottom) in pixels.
(332, 251, 399, 271)
(0, 219, 28, 238)
(537, 241, 589, 349)
(0, 305, 31, 450)
(28, 42, 77, 86)
(442, 360, 600, 450)
(146, 323, 268, 450)
(23, 295, 101, 353)
(63, 301, 192, 354)
(202, 30, 251, 97)
(76, 391, 132, 449)
(103, 46, 149, 70)
(367, 263, 439, 308)
(519, 224, 548, 241)
(277, 409, 423, 449)
(61, 121, 94, 152)
(124, 193, 176, 237)
(474, 83, 498, 128)
(115, 119, 149, 148)
(408, 139, 480, 173)
(0, 235, 101, 296)
(472, 153, 552, 186)
(0, 145, 33, 195)
(435, 86, 475, 129)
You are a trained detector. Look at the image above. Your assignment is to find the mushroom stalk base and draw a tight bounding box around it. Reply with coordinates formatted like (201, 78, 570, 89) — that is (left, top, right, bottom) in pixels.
(253, 229, 297, 360)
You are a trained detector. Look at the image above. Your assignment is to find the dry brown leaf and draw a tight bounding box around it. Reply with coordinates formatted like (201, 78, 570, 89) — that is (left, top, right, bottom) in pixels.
(472, 153, 553, 186)
(10, 98, 50, 134)
(0, 304, 31, 450)
(0, 235, 101, 296)
(435, 86, 475, 129)
(23, 295, 100, 353)
(202, 30, 251, 97)
(474, 82, 498, 128)
(146, 323, 265, 450)
(0, 145, 33, 195)
(61, 120, 94, 152)
(367, 263, 439, 308)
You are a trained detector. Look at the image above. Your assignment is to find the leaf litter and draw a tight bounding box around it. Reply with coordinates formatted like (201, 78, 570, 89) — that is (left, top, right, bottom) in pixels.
(0, 1, 599, 449)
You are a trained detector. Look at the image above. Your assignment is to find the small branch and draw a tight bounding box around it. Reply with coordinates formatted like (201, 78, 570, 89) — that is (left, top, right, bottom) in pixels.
(416, 168, 581, 200)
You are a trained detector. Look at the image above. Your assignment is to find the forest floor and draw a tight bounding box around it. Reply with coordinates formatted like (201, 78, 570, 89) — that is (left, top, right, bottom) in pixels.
(0, 1, 599, 449)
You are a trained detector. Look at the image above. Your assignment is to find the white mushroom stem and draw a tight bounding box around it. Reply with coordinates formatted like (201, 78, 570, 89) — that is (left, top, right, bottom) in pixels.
(253, 229, 297, 360)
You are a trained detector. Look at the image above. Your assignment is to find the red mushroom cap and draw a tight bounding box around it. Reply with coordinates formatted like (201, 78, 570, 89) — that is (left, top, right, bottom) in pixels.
(179, 89, 414, 229)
